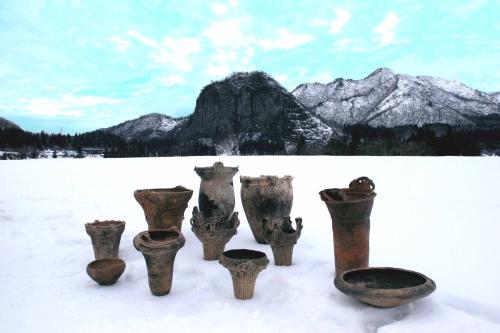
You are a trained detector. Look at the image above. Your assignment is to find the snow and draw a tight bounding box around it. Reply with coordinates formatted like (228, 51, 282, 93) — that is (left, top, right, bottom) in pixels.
(1, 156, 500, 332)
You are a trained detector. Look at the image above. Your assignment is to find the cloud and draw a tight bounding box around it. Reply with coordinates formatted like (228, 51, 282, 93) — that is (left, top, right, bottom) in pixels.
(22, 95, 123, 117)
(205, 63, 231, 77)
(109, 36, 130, 51)
(203, 18, 254, 49)
(127, 30, 159, 48)
(158, 75, 185, 87)
(373, 11, 400, 46)
(258, 28, 313, 50)
(212, 3, 228, 16)
(333, 38, 352, 50)
(311, 8, 351, 34)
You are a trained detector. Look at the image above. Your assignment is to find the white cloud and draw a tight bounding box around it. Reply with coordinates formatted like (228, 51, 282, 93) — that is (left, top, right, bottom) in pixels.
(311, 8, 351, 34)
(109, 36, 130, 51)
(212, 3, 228, 16)
(127, 30, 159, 48)
(333, 38, 352, 50)
(241, 47, 254, 65)
(203, 18, 254, 49)
(275, 74, 287, 84)
(23, 95, 123, 117)
(205, 63, 231, 77)
(373, 11, 400, 46)
(258, 28, 313, 50)
(158, 75, 185, 87)
(229, 0, 238, 6)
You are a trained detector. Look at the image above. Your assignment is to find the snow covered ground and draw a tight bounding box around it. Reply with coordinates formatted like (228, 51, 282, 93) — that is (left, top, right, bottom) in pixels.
(0, 156, 499, 333)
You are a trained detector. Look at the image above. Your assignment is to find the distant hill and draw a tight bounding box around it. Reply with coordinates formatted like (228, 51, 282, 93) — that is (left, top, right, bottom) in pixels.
(0, 117, 20, 130)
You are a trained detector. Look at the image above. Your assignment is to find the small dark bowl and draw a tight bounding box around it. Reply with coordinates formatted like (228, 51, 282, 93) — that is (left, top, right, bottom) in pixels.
(334, 267, 436, 308)
(86, 259, 126, 286)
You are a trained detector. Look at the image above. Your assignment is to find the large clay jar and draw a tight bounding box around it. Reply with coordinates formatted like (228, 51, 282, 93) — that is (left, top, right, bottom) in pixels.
(85, 220, 125, 259)
(133, 229, 185, 296)
(194, 162, 238, 221)
(240, 175, 293, 244)
(319, 177, 376, 278)
(134, 186, 193, 231)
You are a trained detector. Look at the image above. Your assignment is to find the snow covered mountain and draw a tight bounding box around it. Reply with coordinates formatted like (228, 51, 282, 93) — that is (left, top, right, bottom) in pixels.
(0, 116, 20, 130)
(103, 113, 185, 141)
(293, 68, 500, 128)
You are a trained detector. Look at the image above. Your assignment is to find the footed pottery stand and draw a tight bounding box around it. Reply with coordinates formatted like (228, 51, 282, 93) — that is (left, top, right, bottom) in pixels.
(133, 229, 185, 296)
(240, 175, 293, 244)
(220, 249, 269, 300)
(191, 207, 240, 260)
(319, 177, 376, 277)
(134, 186, 193, 231)
(85, 220, 125, 259)
(263, 217, 303, 266)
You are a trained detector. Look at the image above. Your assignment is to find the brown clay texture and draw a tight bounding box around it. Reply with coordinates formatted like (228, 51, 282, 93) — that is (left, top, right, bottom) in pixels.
(220, 249, 268, 300)
(319, 177, 376, 277)
(194, 162, 238, 221)
(334, 267, 436, 307)
(240, 175, 293, 244)
(262, 217, 303, 266)
(133, 229, 185, 296)
(85, 220, 125, 260)
(86, 258, 126, 286)
(134, 186, 193, 231)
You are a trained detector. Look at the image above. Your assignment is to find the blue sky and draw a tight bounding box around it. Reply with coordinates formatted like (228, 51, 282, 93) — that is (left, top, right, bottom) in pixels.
(0, 0, 499, 133)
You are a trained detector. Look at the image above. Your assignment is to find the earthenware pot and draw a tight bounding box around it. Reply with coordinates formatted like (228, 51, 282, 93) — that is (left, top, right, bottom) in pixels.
(334, 267, 436, 308)
(191, 207, 240, 260)
(133, 229, 185, 296)
(194, 162, 238, 221)
(220, 249, 269, 300)
(319, 177, 376, 277)
(85, 220, 125, 259)
(262, 217, 303, 266)
(134, 186, 193, 231)
(240, 175, 293, 244)
(86, 258, 126, 286)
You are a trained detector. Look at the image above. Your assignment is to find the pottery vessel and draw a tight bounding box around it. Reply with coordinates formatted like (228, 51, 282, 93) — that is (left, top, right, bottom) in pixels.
(240, 175, 293, 244)
(86, 258, 126, 286)
(262, 217, 303, 266)
(134, 186, 193, 231)
(191, 207, 240, 260)
(133, 229, 185, 296)
(334, 267, 436, 308)
(319, 177, 376, 277)
(220, 249, 269, 300)
(85, 220, 125, 259)
(194, 162, 238, 222)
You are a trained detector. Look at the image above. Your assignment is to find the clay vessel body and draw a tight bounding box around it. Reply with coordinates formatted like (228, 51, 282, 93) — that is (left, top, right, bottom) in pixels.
(240, 175, 293, 244)
(134, 186, 193, 231)
(263, 217, 303, 266)
(85, 220, 125, 259)
(194, 162, 238, 221)
(220, 249, 268, 300)
(133, 229, 185, 296)
(334, 267, 436, 308)
(319, 177, 376, 277)
(86, 258, 126, 286)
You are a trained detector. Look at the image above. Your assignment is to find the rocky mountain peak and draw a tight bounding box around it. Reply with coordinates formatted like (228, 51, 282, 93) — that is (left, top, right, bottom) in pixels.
(104, 112, 183, 141)
(0, 117, 20, 130)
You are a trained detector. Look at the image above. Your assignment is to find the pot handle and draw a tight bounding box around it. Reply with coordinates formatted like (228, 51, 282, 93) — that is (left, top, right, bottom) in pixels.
(349, 176, 375, 191)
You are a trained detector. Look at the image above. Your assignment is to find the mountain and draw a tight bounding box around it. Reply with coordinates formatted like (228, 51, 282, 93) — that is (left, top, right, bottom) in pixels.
(103, 113, 185, 141)
(0, 117, 20, 130)
(292, 68, 500, 128)
(178, 71, 334, 153)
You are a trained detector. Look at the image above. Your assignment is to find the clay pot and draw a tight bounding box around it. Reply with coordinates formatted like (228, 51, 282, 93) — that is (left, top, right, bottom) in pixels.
(194, 162, 238, 221)
(191, 207, 240, 260)
(262, 217, 303, 266)
(219, 249, 269, 300)
(319, 177, 376, 277)
(134, 186, 193, 231)
(86, 258, 126, 286)
(85, 220, 125, 259)
(334, 267, 436, 308)
(133, 229, 185, 296)
(240, 175, 293, 244)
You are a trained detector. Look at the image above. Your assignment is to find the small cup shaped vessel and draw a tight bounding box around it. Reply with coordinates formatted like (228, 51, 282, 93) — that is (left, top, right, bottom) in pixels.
(85, 220, 125, 260)
(86, 258, 126, 286)
(191, 207, 240, 260)
(220, 249, 269, 300)
(334, 267, 436, 308)
(134, 186, 193, 231)
(262, 217, 303, 266)
(319, 177, 376, 277)
(194, 162, 239, 221)
(133, 229, 185, 296)
(240, 175, 293, 244)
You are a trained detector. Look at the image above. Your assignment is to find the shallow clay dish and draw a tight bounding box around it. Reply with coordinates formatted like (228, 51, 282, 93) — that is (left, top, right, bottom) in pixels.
(86, 258, 126, 286)
(334, 267, 436, 308)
